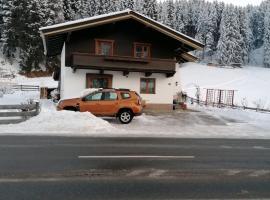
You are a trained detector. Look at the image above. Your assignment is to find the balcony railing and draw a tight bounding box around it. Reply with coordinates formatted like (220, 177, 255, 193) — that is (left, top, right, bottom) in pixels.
(71, 53, 176, 76)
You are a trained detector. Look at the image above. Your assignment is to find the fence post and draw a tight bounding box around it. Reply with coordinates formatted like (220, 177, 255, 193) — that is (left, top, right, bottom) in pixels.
(35, 102, 40, 116)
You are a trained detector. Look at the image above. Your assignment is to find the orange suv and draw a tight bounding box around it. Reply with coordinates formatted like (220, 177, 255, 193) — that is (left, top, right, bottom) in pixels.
(57, 89, 143, 124)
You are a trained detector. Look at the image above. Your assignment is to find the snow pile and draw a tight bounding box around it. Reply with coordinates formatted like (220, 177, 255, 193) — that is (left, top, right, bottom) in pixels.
(14, 75, 58, 89)
(0, 100, 116, 136)
(179, 63, 270, 108)
(0, 91, 39, 105)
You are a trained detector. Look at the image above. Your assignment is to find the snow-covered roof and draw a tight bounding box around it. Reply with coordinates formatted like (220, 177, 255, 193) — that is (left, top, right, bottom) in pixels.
(40, 10, 131, 31)
(40, 9, 204, 56)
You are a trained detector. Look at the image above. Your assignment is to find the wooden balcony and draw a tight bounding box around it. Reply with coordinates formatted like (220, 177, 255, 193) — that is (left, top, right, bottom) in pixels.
(71, 53, 176, 77)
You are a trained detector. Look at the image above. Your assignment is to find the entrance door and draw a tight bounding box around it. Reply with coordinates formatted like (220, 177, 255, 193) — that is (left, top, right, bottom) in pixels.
(86, 74, 112, 89)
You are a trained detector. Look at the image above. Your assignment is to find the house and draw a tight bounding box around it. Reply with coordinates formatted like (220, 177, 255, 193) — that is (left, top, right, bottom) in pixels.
(39, 9, 204, 110)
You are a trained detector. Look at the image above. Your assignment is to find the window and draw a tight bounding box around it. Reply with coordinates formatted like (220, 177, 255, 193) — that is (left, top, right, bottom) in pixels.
(134, 43, 151, 58)
(121, 92, 131, 99)
(84, 92, 102, 101)
(140, 78, 155, 94)
(95, 39, 114, 56)
(103, 92, 118, 101)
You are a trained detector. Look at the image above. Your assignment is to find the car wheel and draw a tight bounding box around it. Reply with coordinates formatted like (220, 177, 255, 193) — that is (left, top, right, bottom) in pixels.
(118, 110, 133, 124)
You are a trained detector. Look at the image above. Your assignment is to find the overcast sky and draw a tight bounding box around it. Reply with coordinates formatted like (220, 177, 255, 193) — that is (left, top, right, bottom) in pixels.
(159, 0, 263, 7)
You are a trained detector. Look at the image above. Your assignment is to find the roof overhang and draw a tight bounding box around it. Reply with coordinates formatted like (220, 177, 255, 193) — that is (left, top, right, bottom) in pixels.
(40, 10, 204, 57)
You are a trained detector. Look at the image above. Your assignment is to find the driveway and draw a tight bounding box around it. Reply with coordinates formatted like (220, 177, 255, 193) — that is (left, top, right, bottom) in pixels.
(108, 109, 270, 139)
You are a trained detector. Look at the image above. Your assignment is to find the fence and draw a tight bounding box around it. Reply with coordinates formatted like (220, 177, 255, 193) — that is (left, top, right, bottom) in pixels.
(186, 96, 270, 113)
(0, 102, 40, 124)
(12, 85, 40, 91)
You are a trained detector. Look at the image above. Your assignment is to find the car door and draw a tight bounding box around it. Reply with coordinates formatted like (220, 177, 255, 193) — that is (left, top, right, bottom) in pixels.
(79, 92, 103, 115)
(98, 92, 119, 116)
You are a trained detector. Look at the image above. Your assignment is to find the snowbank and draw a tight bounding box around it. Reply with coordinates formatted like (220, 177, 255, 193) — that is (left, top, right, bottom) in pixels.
(0, 100, 116, 136)
(179, 63, 270, 108)
(0, 91, 39, 105)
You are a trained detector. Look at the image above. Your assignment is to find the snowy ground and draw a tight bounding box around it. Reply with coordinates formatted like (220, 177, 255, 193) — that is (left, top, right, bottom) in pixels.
(0, 62, 270, 138)
(0, 100, 270, 139)
(180, 63, 270, 109)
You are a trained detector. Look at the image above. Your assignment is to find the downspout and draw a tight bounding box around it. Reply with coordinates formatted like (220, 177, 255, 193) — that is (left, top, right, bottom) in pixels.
(40, 32, 47, 56)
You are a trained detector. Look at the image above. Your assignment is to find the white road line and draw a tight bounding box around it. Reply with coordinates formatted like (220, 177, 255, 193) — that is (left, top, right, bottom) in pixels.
(148, 169, 167, 178)
(126, 169, 146, 177)
(78, 155, 195, 159)
(249, 170, 270, 177)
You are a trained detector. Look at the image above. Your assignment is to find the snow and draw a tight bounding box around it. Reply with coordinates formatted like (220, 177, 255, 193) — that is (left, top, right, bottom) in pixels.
(0, 98, 270, 139)
(0, 100, 115, 136)
(0, 91, 39, 105)
(0, 54, 58, 89)
(0, 62, 270, 139)
(180, 62, 270, 109)
(14, 75, 58, 89)
(39, 9, 132, 31)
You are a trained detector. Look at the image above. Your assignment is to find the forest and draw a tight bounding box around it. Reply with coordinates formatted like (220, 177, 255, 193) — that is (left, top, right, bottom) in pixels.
(0, 0, 269, 72)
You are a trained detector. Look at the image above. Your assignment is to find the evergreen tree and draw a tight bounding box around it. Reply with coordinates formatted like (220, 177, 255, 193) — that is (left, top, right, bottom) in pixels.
(141, 0, 158, 20)
(116, 0, 134, 11)
(238, 9, 253, 64)
(63, 0, 80, 20)
(263, 2, 270, 67)
(217, 6, 243, 65)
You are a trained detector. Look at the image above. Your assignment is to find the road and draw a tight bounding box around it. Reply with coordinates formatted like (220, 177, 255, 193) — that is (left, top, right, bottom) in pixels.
(0, 136, 269, 199)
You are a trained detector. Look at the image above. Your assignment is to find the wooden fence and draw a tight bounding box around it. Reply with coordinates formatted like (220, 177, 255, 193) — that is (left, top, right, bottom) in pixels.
(0, 102, 40, 124)
(12, 85, 40, 91)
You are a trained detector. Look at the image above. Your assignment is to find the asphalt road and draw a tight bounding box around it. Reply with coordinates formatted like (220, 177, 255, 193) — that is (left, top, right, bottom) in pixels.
(0, 136, 269, 199)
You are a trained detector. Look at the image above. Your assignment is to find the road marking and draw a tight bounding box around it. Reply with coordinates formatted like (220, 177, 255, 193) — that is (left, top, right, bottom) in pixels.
(226, 170, 241, 176)
(126, 169, 146, 177)
(78, 155, 195, 159)
(249, 170, 270, 177)
(220, 145, 233, 149)
(148, 169, 167, 178)
(253, 146, 270, 150)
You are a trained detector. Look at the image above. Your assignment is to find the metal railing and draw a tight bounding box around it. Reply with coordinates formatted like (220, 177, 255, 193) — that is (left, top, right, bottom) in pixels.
(12, 85, 40, 91)
(0, 102, 40, 124)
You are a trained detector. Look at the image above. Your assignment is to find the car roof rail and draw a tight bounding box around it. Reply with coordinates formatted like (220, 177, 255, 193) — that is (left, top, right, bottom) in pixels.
(117, 88, 130, 91)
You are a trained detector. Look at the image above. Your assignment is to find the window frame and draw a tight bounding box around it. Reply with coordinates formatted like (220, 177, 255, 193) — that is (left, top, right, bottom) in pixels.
(95, 39, 114, 56)
(103, 91, 118, 101)
(121, 92, 131, 99)
(133, 42, 151, 58)
(84, 91, 103, 101)
(140, 78, 156, 94)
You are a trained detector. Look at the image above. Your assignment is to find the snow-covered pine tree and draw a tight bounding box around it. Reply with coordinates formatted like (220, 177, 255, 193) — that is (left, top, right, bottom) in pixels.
(195, 3, 209, 59)
(238, 8, 253, 64)
(18, 0, 44, 71)
(1, 0, 18, 58)
(95, 0, 116, 15)
(205, 2, 218, 58)
(63, 0, 81, 20)
(116, 0, 134, 11)
(217, 5, 243, 65)
(41, 0, 64, 25)
(249, 6, 265, 49)
(141, 0, 158, 20)
(263, 1, 270, 68)
(212, 1, 225, 51)
(163, 0, 175, 28)
(174, 0, 187, 33)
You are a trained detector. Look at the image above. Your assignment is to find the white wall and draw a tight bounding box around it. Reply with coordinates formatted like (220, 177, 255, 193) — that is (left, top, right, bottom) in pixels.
(61, 67, 182, 104)
(60, 45, 182, 104)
